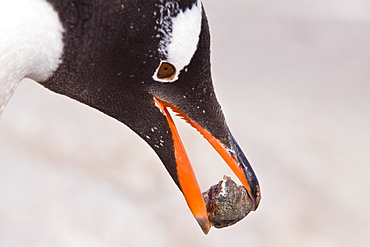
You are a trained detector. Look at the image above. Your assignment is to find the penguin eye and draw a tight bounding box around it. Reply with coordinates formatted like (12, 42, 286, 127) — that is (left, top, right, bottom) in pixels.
(156, 62, 176, 81)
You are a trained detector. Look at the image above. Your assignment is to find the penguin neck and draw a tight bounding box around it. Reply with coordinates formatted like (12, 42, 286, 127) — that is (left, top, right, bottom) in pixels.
(0, 0, 64, 114)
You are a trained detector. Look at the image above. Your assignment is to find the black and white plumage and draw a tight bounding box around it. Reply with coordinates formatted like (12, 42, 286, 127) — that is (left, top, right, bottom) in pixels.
(0, 0, 260, 234)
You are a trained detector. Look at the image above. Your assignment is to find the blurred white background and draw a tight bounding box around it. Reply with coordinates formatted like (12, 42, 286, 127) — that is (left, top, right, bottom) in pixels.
(1, 0, 369, 246)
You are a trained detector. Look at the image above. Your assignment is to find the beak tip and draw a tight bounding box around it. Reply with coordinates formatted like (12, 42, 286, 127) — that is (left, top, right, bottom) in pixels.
(196, 216, 211, 235)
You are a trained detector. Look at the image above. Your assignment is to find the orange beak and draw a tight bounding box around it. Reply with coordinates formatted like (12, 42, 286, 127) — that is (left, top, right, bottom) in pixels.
(154, 97, 260, 234)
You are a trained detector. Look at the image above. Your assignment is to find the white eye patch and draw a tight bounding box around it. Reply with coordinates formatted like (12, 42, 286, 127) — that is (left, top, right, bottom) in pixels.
(153, 0, 203, 83)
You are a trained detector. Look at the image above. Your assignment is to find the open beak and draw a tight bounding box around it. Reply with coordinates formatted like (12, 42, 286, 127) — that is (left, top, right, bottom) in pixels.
(154, 97, 261, 234)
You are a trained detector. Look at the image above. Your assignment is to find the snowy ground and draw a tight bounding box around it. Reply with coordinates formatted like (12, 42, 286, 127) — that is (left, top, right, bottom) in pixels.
(1, 0, 369, 246)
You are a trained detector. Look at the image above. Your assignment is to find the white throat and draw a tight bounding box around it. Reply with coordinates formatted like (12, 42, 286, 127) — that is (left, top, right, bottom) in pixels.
(0, 0, 64, 114)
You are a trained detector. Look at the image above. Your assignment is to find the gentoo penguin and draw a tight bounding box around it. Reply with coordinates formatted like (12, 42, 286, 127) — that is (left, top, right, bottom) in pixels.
(0, 0, 260, 233)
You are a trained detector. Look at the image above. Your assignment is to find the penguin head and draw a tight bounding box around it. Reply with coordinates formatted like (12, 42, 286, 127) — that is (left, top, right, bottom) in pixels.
(41, 0, 260, 234)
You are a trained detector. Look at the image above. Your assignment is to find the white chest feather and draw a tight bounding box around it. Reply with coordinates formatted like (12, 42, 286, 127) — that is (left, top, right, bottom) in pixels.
(0, 0, 64, 114)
